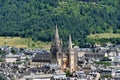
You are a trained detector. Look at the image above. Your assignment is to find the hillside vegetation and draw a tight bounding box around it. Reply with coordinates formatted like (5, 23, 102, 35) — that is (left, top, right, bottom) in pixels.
(0, 0, 120, 47)
(0, 37, 50, 50)
(88, 33, 120, 39)
(86, 33, 120, 47)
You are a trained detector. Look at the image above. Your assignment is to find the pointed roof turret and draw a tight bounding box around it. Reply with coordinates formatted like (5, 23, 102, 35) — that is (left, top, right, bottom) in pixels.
(68, 34, 72, 49)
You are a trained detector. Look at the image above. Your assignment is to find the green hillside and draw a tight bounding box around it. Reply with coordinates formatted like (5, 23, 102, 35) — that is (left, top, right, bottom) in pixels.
(0, 0, 120, 46)
(0, 37, 51, 50)
(85, 33, 120, 47)
(88, 33, 120, 39)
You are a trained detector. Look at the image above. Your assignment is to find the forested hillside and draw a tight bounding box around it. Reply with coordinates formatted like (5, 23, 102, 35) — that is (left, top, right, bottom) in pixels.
(0, 0, 120, 47)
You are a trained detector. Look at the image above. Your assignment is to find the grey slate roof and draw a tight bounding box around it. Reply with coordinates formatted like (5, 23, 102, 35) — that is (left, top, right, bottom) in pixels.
(32, 52, 52, 62)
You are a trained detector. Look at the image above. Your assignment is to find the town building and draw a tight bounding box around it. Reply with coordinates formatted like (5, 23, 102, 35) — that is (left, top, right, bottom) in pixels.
(31, 50, 52, 67)
(50, 25, 77, 72)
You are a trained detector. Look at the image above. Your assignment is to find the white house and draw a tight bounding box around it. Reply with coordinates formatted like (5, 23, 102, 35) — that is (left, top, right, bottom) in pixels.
(5, 53, 20, 62)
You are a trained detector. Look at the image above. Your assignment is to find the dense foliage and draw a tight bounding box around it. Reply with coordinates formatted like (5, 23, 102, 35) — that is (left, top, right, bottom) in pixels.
(0, 0, 120, 46)
(0, 76, 5, 80)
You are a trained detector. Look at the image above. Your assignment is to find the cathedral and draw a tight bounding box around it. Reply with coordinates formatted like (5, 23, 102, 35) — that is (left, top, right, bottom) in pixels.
(50, 25, 77, 72)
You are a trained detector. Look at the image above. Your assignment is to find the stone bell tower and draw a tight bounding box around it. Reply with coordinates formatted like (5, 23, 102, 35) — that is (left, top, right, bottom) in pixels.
(50, 25, 62, 65)
(68, 35, 75, 72)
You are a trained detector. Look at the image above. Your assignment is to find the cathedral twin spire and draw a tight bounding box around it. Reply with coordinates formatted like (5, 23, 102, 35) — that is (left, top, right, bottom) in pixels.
(55, 25, 59, 40)
(68, 34, 72, 49)
(54, 25, 60, 46)
(54, 25, 72, 49)
(51, 25, 75, 71)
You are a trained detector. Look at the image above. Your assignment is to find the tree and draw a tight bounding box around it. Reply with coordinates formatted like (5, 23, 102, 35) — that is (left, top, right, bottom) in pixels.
(11, 48, 17, 54)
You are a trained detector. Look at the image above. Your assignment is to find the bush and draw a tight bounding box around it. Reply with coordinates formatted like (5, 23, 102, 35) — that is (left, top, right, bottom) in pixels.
(94, 61, 111, 66)
(65, 70, 71, 76)
(0, 58, 3, 62)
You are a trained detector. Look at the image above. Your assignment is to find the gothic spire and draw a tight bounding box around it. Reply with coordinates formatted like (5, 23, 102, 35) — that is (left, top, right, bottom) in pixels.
(55, 24, 59, 39)
(68, 34, 72, 49)
(54, 25, 60, 46)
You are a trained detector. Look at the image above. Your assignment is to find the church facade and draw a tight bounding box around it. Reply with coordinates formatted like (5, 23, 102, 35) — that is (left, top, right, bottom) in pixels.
(50, 26, 77, 72)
